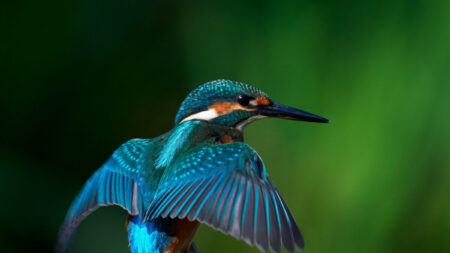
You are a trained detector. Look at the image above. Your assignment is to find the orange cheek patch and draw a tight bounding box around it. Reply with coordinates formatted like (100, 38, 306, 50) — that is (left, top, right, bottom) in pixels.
(209, 102, 256, 115)
(256, 96, 271, 106)
(209, 102, 233, 115)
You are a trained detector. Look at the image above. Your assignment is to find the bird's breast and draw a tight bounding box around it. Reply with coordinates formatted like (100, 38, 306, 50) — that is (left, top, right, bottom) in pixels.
(163, 219, 199, 253)
(217, 129, 243, 144)
(221, 132, 234, 143)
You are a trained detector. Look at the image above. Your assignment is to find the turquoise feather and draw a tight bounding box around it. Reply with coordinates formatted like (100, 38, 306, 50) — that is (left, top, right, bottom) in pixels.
(155, 121, 202, 169)
(57, 79, 315, 253)
(128, 216, 172, 253)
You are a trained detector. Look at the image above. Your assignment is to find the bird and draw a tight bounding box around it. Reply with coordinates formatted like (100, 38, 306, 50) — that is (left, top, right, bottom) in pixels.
(56, 79, 329, 253)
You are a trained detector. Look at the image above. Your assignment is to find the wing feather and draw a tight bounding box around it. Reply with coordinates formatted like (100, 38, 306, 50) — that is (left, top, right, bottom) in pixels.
(168, 181, 199, 218)
(56, 139, 158, 253)
(181, 176, 214, 219)
(157, 181, 190, 218)
(145, 142, 304, 253)
(255, 183, 269, 252)
(186, 176, 220, 221)
(219, 174, 239, 231)
(242, 181, 256, 245)
(229, 176, 246, 238)
(170, 180, 202, 218)
(211, 174, 234, 226)
(279, 191, 305, 249)
(274, 190, 295, 252)
(267, 188, 282, 253)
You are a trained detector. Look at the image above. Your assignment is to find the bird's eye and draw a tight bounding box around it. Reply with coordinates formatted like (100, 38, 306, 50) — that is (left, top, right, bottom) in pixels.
(237, 95, 252, 106)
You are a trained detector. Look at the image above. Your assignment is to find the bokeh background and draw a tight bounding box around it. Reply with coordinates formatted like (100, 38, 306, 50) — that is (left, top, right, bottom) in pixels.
(1, 0, 450, 252)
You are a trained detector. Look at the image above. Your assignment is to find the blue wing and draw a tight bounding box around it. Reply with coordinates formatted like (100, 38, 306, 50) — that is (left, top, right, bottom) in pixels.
(57, 138, 162, 253)
(145, 142, 304, 253)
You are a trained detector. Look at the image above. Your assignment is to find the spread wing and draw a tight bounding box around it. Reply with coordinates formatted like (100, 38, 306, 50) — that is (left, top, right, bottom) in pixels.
(56, 139, 161, 253)
(145, 142, 304, 253)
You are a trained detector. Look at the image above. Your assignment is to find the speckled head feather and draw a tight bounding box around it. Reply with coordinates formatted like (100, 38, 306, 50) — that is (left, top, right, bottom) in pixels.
(175, 80, 268, 126)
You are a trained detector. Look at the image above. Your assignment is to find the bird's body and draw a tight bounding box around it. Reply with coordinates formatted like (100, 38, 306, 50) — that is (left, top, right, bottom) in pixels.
(57, 80, 328, 253)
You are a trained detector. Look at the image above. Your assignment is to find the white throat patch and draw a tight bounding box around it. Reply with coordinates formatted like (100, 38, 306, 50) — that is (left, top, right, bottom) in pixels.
(179, 109, 219, 124)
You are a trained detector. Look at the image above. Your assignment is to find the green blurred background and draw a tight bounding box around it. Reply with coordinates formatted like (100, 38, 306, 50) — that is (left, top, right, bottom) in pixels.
(1, 0, 450, 252)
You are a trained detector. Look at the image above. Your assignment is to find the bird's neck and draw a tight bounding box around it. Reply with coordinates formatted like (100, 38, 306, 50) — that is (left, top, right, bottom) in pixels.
(156, 121, 243, 168)
(209, 123, 244, 143)
(180, 120, 244, 142)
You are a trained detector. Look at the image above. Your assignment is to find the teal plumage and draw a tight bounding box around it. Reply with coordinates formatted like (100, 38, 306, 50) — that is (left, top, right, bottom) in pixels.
(128, 216, 173, 253)
(57, 80, 329, 253)
(155, 121, 203, 169)
(175, 80, 266, 126)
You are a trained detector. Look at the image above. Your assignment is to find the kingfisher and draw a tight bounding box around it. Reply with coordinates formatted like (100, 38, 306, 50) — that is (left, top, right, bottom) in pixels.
(56, 79, 329, 253)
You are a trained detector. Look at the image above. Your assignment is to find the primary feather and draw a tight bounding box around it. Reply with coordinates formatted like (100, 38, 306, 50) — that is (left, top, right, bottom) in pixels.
(56, 138, 163, 252)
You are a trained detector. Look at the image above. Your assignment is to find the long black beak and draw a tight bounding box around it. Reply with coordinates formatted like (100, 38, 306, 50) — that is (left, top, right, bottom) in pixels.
(259, 102, 329, 123)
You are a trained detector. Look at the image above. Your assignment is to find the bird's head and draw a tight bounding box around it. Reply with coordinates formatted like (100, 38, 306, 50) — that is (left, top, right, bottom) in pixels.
(175, 79, 329, 130)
